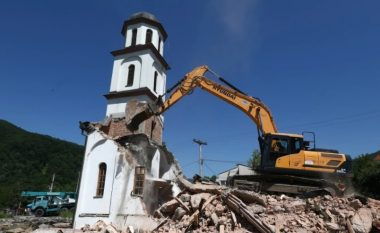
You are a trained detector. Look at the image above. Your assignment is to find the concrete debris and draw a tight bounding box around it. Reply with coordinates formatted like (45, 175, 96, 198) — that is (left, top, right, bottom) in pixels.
(148, 178, 380, 233)
(248, 204, 266, 214)
(177, 175, 224, 195)
(78, 220, 120, 233)
(0, 216, 72, 233)
(325, 222, 342, 231)
(5, 181, 379, 233)
(159, 199, 180, 214)
(346, 217, 356, 233)
(174, 197, 191, 213)
(172, 207, 187, 221)
(232, 189, 267, 207)
(190, 193, 211, 210)
(351, 208, 373, 233)
(211, 212, 219, 226)
(1, 186, 379, 233)
(5, 228, 25, 233)
(350, 199, 363, 210)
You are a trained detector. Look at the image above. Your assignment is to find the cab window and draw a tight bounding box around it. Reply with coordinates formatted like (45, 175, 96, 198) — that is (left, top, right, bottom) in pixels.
(271, 138, 288, 153)
(294, 139, 302, 152)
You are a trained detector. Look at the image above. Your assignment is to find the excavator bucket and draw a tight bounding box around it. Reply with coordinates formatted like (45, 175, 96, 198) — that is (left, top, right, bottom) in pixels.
(127, 108, 154, 131)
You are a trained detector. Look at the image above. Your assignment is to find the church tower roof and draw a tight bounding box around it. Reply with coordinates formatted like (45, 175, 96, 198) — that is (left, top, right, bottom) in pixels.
(121, 11, 168, 41)
(128, 12, 159, 22)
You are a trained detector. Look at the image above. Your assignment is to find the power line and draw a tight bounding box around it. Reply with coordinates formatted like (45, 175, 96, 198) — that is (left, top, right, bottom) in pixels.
(182, 160, 198, 168)
(203, 158, 245, 164)
(204, 162, 217, 176)
(283, 109, 380, 129)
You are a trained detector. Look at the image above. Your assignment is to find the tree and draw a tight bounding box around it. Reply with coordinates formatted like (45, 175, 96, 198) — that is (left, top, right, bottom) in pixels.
(352, 154, 380, 199)
(248, 149, 261, 169)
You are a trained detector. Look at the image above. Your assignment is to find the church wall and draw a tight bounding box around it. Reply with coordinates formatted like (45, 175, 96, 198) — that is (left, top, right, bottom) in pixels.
(109, 53, 162, 95)
(105, 95, 151, 117)
(109, 54, 144, 93)
(108, 153, 148, 228)
(109, 60, 120, 92)
(74, 131, 119, 229)
(124, 23, 164, 52)
(152, 61, 165, 95)
(118, 57, 142, 91)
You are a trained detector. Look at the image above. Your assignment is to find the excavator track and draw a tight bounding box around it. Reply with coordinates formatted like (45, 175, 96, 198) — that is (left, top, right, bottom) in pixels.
(229, 172, 350, 197)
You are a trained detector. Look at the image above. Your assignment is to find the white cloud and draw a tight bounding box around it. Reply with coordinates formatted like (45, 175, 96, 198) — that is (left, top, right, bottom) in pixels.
(213, 0, 259, 38)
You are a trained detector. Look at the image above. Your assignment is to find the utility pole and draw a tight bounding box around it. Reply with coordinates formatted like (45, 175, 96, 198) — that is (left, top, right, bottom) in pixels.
(49, 173, 55, 192)
(193, 139, 207, 177)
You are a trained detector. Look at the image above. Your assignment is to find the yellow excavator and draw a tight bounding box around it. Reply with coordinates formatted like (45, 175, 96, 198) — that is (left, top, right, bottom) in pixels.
(128, 65, 352, 196)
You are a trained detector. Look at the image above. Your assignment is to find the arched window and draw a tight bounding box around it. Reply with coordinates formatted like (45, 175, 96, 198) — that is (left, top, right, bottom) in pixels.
(145, 29, 152, 44)
(158, 37, 162, 53)
(131, 28, 137, 46)
(153, 71, 158, 93)
(96, 163, 107, 197)
(127, 65, 135, 87)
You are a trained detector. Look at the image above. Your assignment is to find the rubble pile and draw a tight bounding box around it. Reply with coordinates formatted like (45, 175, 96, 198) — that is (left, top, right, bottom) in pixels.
(0, 216, 71, 233)
(153, 191, 254, 233)
(80, 220, 120, 233)
(250, 192, 380, 233)
(149, 177, 380, 233)
(11, 177, 378, 233)
(79, 175, 380, 233)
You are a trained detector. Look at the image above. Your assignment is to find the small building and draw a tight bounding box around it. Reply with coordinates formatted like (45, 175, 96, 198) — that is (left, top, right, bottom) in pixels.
(73, 12, 180, 231)
(216, 164, 256, 186)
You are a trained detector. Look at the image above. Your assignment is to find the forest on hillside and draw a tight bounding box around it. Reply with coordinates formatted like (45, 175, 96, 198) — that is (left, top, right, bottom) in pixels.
(352, 150, 380, 199)
(0, 120, 84, 208)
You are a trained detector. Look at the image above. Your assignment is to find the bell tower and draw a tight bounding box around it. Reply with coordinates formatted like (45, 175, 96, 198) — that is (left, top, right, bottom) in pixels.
(104, 12, 169, 144)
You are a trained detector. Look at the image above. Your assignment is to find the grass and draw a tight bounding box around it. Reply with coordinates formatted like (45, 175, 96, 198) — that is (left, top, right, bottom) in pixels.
(59, 210, 74, 219)
(0, 211, 10, 218)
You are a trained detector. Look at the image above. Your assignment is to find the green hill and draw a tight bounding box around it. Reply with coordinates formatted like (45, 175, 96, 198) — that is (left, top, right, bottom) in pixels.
(0, 119, 84, 208)
(352, 150, 380, 199)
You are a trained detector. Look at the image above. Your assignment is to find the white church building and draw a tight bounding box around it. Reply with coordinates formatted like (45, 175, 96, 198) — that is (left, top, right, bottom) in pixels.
(73, 12, 181, 231)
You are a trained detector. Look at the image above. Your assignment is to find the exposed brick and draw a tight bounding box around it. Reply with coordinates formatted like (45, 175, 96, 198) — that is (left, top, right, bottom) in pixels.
(102, 98, 163, 144)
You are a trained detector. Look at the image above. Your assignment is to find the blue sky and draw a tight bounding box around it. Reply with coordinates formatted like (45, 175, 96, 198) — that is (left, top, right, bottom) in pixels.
(1, 1, 379, 177)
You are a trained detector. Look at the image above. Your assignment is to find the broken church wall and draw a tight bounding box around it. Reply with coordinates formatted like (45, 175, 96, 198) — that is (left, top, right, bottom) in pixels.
(103, 99, 163, 144)
(74, 123, 181, 231)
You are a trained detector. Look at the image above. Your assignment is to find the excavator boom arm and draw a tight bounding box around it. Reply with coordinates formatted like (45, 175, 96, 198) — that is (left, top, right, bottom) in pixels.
(128, 66, 278, 134)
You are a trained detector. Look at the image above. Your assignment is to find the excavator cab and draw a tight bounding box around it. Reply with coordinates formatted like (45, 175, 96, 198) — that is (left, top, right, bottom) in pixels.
(259, 133, 304, 171)
(258, 132, 351, 178)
